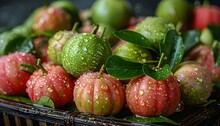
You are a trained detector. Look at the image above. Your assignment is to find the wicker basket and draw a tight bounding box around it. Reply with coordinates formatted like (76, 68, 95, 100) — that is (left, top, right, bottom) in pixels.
(0, 88, 220, 126)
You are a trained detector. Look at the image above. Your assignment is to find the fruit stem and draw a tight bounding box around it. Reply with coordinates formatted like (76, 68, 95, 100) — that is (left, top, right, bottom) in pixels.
(156, 53, 164, 68)
(37, 59, 48, 74)
(176, 21, 183, 33)
(100, 27, 106, 39)
(19, 64, 39, 74)
(144, 60, 159, 64)
(91, 24, 99, 34)
(72, 22, 79, 33)
(98, 65, 105, 79)
(212, 40, 218, 49)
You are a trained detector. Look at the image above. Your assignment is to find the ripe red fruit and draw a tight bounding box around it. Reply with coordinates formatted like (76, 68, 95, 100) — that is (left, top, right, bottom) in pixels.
(0, 52, 37, 95)
(32, 6, 72, 33)
(192, 5, 220, 30)
(74, 72, 125, 116)
(184, 44, 220, 82)
(26, 64, 75, 108)
(126, 75, 181, 117)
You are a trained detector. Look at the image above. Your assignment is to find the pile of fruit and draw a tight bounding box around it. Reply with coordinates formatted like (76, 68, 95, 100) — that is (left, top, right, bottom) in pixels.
(0, 0, 220, 125)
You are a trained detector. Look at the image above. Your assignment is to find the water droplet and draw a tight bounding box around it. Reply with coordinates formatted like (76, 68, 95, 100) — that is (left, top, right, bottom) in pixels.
(95, 95, 99, 99)
(196, 78, 203, 83)
(140, 101, 145, 106)
(175, 101, 184, 112)
(139, 90, 144, 95)
(101, 84, 108, 90)
(47, 88, 53, 92)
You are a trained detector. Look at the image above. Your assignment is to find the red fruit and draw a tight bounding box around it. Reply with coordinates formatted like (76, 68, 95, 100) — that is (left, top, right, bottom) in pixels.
(26, 64, 75, 108)
(74, 72, 125, 116)
(126, 75, 181, 117)
(0, 52, 37, 95)
(192, 5, 220, 30)
(33, 6, 72, 33)
(184, 44, 220, 82)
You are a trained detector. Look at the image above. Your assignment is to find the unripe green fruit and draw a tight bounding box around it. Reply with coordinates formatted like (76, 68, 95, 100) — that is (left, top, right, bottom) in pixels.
(48, 30, 75, 65)
(200, 28, 214, 46)
(62, 33, 112, 77)
(114, 42, 152, 64)
(135, 17, 175, 49)
(91, 0, 132, 30)
(155, 0, 192, 25)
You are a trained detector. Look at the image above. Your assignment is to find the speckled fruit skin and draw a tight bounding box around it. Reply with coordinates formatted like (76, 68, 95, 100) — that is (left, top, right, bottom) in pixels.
(48, 30, 75, 65)
(0, 52, 37, 95)
(174, 61, 213, 105)
(113, 41, 152, 64)
(135, 17, 175, 49)
(32, 6, 71, 33)
(26, 64, 75, 108)
(74, 72, 125, 116)
(62, 33, 112, 77)
(184, 44, 220, 82)
(126, 75, 180, 117)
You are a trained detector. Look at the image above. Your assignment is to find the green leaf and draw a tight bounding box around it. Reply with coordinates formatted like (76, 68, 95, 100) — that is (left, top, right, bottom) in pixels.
(212, 41, 220, 66)
(124, 115, 180, 125)
(207, 25, 220, 41)
(113, 30, 157, 52)
(4, 36, 34, 55)
(0, 94, 32, 103)
(182, 30, 201, 52)
(142, 64, 171, 81)
(34, 96, 55, 109)
(160, 30, 184, 71)
(105, 55, 144, 80)
(213, 81, 220, 88)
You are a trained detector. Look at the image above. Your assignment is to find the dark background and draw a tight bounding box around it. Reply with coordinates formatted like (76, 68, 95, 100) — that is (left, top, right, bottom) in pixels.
(0, 0, 220, 28)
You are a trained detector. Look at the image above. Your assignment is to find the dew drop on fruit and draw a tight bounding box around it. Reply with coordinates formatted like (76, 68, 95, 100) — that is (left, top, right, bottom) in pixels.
(95, 95, 99, 100)
(140, 100, 145, 106)
(101, 84, 108, 90)
(139, 90, 144, 95)
(196, 77, 203, 83)
(47, 88, 53, 92)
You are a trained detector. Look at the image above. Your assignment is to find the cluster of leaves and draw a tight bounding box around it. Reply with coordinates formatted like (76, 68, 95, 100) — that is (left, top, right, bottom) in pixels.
(105, 29, 201, 81)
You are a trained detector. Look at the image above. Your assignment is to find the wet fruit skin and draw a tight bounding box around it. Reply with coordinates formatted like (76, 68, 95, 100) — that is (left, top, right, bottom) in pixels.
(74, 72, 125, 116)
(174, 61, 213, 105)
(192, 5, 220, 30)
(91, 0, 132, 30)
(113, 41, 152, 64)
(135, 17, 175, 49)
(126, 75, 181, 117)
(155, 0, 192, 25)
(26, 64, 75, 108)
(62, 33, 112, 77)
(48, 30, 75, 65)
(32, 6, 72, 33)
(0, 52, 37, 95)
(184, 44, 220, 82)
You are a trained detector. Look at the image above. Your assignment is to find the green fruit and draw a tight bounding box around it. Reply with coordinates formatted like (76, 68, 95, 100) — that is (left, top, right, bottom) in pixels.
(135, 17, 175, 49)
(48, 30, 75, 65)
(155, 0, 192, 25)
(114, 41, 152, 64)
(200, 28, 214, 46)
(62, 33, 112, 77)
(91, 0, 132, 30)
